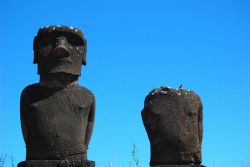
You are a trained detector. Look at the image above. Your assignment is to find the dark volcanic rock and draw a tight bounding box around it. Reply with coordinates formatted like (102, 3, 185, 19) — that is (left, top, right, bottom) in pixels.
(19, 26, 95, 167)
(141, 86, 204, 166)
(33, 25, 87, 75)
(20, 84, 95, 160)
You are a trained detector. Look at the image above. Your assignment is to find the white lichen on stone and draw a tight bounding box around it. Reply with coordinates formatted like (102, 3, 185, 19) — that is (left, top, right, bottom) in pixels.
(160, 90, 168, 94)
(151, 88, 160, 95)
(150, 86, 193, 97)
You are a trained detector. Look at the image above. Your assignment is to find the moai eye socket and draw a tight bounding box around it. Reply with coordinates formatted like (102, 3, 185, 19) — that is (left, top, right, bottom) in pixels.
(39, 36, 53, 47)
(66, 35, 84, 46)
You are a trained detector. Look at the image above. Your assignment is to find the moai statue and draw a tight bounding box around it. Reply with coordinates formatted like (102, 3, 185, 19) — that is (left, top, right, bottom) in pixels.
(18, 26, 96, 167)
(141, 86, 205, 167)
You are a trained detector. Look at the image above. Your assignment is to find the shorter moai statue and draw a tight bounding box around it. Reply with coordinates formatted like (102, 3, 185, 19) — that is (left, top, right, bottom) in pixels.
(18, 26, 95, 167)
(141, 86, 206, 167)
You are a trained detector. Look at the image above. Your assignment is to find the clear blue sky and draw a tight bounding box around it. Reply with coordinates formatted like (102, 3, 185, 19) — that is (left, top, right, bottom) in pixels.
(0, 0, 249, 166)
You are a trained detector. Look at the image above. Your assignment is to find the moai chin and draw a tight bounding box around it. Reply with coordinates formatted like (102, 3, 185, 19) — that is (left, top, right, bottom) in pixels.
(141, 86, 206, 167)
(18, 26, 96, 167)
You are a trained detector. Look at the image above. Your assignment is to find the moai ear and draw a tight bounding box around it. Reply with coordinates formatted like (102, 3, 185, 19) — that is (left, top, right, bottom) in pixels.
(33, 36, 38, 64)
(82, 39, 87, 66)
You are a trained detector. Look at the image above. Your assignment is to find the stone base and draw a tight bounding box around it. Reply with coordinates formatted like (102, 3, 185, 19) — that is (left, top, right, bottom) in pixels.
(18, 160, 95, 167)
(151, 165, 206, 167)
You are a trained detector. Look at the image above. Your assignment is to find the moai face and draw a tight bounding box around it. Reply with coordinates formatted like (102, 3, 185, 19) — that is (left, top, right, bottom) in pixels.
(33, 26, 87, 76)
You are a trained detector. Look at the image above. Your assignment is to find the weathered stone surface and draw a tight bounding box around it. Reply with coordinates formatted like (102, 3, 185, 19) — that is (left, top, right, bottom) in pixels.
(18, 160, 95, 167)
(19, 26, 95, 165)
(20, 84, 95, 160)
(141, 86, 203, 166)
(33, 25, 87, 75)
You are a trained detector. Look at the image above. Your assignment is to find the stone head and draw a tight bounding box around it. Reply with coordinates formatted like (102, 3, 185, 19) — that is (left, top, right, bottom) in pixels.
(33, 25, 87, 76)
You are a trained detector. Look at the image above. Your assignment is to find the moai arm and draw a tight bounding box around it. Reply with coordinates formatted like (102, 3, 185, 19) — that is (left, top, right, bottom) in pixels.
(198, 101, 203, 145)
(85, 97, 96, 147)
(20, 90, 29, 145)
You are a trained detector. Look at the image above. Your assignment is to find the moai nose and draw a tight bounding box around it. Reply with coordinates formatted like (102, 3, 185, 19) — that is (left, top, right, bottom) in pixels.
(51, 37, 70, 58)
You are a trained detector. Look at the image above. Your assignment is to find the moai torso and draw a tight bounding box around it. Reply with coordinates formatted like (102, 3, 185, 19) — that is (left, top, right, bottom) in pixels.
(21, 84, 95, 160)
(19, 26, 96, 166)
(142, 87, 203, 166)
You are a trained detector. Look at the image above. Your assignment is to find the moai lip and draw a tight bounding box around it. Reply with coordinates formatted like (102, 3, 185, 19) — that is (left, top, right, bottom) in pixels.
(18, 26, 96, 167)
(142, 86, 205, 167)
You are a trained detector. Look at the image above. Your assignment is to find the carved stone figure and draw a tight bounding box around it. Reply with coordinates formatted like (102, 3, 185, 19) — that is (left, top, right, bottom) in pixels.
(18, 26, 95, 167)
(141, 86, 205, 167)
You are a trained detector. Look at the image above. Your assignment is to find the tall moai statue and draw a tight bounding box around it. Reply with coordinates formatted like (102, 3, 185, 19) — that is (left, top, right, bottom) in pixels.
(18, 26, 96, 167)
(141, 86, 205, 167)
